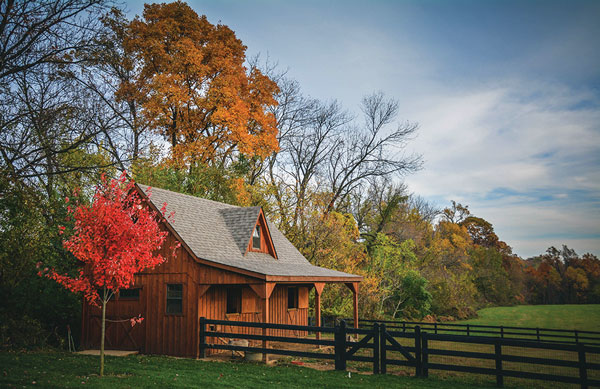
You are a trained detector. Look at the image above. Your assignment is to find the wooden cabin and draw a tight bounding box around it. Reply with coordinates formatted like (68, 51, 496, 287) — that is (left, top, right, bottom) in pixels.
(80, 184, 362, 358)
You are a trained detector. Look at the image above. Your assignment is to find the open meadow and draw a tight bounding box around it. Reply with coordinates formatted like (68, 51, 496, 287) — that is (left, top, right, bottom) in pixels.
(457, 305, 600, 332)
(366, 304, 600, 388)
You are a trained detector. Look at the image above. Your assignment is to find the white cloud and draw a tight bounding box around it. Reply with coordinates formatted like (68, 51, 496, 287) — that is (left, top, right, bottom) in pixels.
(401, 79, 600, 257)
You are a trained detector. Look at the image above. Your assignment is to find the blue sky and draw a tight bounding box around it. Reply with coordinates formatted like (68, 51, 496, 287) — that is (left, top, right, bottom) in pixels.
(126, 0, 600, 258)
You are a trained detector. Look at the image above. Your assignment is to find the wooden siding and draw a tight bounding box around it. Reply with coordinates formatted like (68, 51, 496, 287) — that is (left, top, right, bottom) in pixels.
(81, 214, 316, 358)
(299, 286, 309, 309)
(269, 285, 308, 337)
(82, 288, 146, 351)
(198, 284, 309, 355)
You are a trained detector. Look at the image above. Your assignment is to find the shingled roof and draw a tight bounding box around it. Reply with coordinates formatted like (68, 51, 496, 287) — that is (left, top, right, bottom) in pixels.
(137, 184, 361, 281)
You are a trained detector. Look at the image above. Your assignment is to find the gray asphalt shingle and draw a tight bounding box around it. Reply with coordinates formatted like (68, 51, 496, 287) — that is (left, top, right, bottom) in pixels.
(138, 184, 360, 279)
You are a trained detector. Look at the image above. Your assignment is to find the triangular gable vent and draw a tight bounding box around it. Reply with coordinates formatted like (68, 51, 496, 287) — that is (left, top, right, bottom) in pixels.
(246, 209, 277, 259)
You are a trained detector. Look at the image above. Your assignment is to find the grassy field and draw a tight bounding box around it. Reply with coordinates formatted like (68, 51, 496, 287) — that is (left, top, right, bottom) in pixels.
(457, 304, 600, 331)
(3, 306, 596, 389)
(343, 305, 600, 388)
(378, 304, 600, 388)
(0, 350, 495, 389)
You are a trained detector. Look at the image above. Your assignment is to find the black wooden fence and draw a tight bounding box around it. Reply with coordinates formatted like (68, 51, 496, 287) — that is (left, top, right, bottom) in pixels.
(350, 318, 600, 345)
(420, 332, 600, 388)
(199, 317, 600, 388)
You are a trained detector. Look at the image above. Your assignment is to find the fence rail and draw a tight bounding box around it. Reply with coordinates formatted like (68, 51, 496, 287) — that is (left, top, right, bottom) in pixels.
(422, 332, 600, 388)
(199, 317, 600, 388)
(348, 318, 600, 345)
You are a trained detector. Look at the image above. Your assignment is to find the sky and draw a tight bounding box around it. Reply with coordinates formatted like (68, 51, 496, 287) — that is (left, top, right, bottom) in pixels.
(125, 0, 600, 258)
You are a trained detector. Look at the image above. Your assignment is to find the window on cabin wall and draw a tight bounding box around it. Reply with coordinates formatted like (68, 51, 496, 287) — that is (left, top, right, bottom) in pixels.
(119, 288, 140, 300)
(131, 204, 142, 224)
(96, 288, 113, 301)
(226, 287, 242, 314)
(252, 225, 261, 250)
(166, 284, 183, 314)
(288, 287, 298, 309)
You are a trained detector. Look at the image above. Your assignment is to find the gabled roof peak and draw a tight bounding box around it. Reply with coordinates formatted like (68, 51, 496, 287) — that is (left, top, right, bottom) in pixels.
(245, 209, 277, 259)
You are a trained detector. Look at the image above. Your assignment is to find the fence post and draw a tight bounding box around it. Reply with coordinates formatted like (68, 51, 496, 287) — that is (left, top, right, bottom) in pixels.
(500, 326, 504, 338)
(578, 343, 588, 389)
(199, 316, 206, 359)
(335, 319, 347, 371)
(380, 323, 387, 375)
(467, 324, 470, 336)
(575, 330, 579, 344)
(415, 325, 422, 377)
(434, 322, 438, 334)
(373, 323, 380, 374)
(495, 338, 503, 387)
(422, 331, 429, 378)
(536, 327, 540, 341)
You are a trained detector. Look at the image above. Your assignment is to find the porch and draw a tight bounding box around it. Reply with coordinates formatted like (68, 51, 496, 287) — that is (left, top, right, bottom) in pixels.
(197, 280, 360, 358)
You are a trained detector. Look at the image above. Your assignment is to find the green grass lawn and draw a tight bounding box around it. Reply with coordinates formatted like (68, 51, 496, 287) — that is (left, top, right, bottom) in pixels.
(3, 306, 596, 389)
(458, 304, 600, 331)
(351, 305, 600, 388)
(0, 350, 494, 389)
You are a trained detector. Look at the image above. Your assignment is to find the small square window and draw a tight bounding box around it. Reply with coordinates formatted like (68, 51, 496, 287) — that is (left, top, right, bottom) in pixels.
(226, 287, 242, 314)
(252, 225, 261, 250)
(119, 288, 140, 300)
(166, 284, 183, 314)
(288, 287, 298, 309)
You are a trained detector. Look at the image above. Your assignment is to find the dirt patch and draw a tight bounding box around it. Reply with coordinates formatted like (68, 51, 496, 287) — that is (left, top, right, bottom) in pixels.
(299, 361, 334, 371)
(76, 350, 138, 357)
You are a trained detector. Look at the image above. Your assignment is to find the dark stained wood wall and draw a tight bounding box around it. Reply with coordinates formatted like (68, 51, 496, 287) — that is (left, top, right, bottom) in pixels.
(197, 284, 309, 355)
(82, 217, 312, 358)
(140, 226, 197, 357)
(82, 292, 146, 351)
(269, 285, 308, 337)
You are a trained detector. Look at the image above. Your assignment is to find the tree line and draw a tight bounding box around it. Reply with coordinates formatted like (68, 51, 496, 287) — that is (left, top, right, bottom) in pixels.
(1, 0, 598, 349)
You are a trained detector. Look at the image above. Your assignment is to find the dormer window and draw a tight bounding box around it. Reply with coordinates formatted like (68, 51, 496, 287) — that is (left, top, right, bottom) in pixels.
(244, 209, 277, 258)
(252, 225, 261, 249)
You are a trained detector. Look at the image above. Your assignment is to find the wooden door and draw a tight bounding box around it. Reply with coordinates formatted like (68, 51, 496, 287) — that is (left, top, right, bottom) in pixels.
(85, 292, 146, 351)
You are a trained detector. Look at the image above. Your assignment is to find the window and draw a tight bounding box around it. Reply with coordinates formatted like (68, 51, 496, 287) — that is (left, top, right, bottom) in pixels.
(119, 288, 140, 300)
(166, 284, 183, 314)
(252, 225, 261, 250)
(226, 287, 242, 314)
(96, 288, 113, 301)
(287, 287, 298, 309)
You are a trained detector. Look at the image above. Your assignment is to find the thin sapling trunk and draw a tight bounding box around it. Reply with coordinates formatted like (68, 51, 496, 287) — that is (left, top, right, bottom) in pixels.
(100, 287, 107, 377)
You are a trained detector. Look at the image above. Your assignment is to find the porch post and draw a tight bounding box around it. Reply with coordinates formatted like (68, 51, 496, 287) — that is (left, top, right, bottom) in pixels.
(353, 285, 358, 329)
(313, 283, 325, 340)
(262, 294, 269, 362)
(262, 283, 276, 362)
(345, 282, 359, 329)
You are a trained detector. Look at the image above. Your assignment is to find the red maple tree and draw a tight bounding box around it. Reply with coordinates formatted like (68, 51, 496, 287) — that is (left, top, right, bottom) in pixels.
(42, 172, 176, 376)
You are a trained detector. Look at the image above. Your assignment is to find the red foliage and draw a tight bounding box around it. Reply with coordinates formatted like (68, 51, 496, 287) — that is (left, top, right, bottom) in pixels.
(130, 314, 144, 327)
(43, 172, 176, 306)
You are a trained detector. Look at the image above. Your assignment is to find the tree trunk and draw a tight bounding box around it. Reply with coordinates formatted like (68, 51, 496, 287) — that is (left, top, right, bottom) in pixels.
(100, 288, 107, 377)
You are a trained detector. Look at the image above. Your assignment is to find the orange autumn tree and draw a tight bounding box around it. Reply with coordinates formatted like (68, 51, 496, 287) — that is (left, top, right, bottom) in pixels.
(124, 1, 279, 166)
